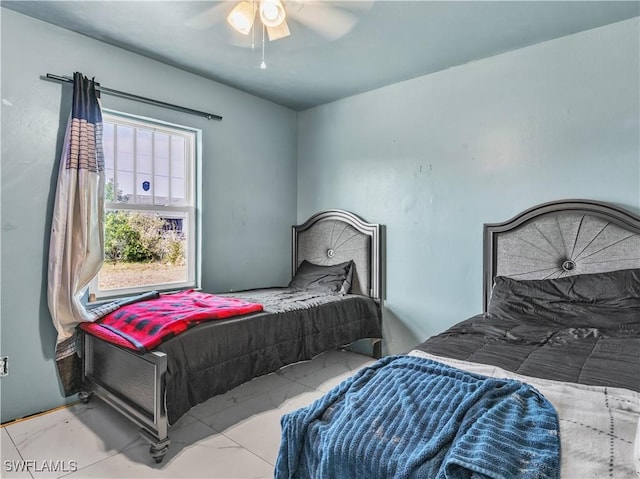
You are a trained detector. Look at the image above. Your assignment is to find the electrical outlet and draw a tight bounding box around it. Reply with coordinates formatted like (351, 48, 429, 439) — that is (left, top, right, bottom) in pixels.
(0, 356, 8, 377)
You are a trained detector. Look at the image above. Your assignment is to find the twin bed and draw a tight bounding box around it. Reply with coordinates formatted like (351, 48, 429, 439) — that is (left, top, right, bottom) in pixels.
(276, 199, 640, 478)
(79, 209, 383, 462)
(80, 199, 639, 476)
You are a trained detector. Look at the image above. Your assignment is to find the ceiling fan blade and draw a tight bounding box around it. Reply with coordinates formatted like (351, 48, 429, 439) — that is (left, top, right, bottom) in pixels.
(287, 0, 374, 14)
(185, 2, 229, 30)
(288, 2, 359, 40)
(267, 20, 291, 41)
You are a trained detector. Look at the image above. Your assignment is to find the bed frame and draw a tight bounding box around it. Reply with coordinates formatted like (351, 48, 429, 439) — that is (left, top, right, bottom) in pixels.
(483, 199, 640, 312)
(79, 209, 382, 463)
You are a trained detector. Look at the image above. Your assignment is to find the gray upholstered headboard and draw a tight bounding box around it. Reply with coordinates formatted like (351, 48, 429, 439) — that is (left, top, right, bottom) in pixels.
(483, 199, 640, 311)
(292, 210, 382, 300)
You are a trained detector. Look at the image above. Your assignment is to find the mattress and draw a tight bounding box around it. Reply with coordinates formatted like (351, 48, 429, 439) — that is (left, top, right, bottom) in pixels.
(156, 288, 382, 424)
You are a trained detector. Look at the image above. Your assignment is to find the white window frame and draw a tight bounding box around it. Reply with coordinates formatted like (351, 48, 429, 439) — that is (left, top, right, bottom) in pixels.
(90, 110, 202, 300)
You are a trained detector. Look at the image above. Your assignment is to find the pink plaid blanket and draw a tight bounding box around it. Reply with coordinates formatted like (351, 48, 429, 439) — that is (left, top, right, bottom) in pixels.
(80, 290, 263, 351)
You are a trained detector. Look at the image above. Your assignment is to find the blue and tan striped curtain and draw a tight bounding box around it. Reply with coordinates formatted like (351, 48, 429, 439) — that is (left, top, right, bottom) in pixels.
(47, 72, 105, 395)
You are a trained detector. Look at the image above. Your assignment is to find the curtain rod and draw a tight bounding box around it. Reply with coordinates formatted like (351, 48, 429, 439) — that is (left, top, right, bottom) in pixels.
(44, 73, 223, 121)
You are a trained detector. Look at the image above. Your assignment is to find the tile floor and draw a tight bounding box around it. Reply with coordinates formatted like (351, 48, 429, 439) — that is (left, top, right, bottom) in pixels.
(1, 350, 375, 479)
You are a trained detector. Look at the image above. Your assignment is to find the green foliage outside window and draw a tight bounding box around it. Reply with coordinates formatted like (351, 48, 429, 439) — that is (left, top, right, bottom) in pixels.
(104, 211, 185, 265)
(104, 179, 185, 265)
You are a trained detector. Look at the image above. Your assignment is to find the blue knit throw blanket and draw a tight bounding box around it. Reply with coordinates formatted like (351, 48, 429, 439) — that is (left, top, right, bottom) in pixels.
(276, 356, 559, 479)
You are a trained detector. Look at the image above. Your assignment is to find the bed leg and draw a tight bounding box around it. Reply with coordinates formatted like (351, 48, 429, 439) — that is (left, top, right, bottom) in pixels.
(372, 339, 382, 359)
(149, 443, 170, 464)
(78, 390, 93, 404)
(140, 429, 170, 464)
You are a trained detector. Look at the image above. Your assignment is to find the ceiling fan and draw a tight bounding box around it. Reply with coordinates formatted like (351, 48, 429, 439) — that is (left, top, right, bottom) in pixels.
(228, 0, 291, 42)
(187, 0, 373, 68)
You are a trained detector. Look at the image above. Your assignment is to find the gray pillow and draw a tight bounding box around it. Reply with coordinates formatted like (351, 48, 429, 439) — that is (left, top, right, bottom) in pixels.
(289, 260, 354, 294)
(488, 268, 640, 327)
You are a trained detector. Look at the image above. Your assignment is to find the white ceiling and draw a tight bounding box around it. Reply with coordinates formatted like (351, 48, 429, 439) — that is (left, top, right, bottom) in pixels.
(3, 1, 639, 111)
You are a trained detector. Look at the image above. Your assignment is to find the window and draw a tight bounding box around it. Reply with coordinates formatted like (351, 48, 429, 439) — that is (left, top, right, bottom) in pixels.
(91, 111, 200, 299)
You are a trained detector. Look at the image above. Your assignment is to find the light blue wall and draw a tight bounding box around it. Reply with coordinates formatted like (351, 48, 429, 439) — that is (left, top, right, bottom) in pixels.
(2, 9, 638, 424)
(0, 9, 297, 423)
(297, 18, 640, 354)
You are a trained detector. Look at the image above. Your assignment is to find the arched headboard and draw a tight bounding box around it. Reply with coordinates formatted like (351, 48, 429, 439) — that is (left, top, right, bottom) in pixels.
(483, 199, 640, 311)
(292, 210, 382, 300)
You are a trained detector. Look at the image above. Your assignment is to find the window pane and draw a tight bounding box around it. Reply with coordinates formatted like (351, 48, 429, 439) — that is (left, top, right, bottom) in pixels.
(103, 122, 115, 171)
(136, 176, 153, 205)
(155, 175, 169, 206)
(103, 123, 118, 202)
(171, 178, 185, 206)
(99, 210, 188, 291)
(171, 136, 185, 163)
(171, 136, 186, 206)
(155, 135, 170, 206)
(116, 126, 135, 203)
(155, 133, 169, 160)
(136, 129, 153, 205)
(117, 171, 134, 203)
(105, 168, 116, 201)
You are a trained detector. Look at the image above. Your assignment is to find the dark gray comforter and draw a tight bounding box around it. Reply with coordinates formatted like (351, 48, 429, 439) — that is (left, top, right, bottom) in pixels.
(156, 288, 382, 424)
(415, 313, 639, 392)
(416, 270, 640, 392)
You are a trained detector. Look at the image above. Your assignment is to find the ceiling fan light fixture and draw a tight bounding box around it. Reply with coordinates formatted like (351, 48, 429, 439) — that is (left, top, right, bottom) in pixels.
(259, 0, 286, 28)
(227, 1, 255, 35)
(266, 20, 290, 41)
